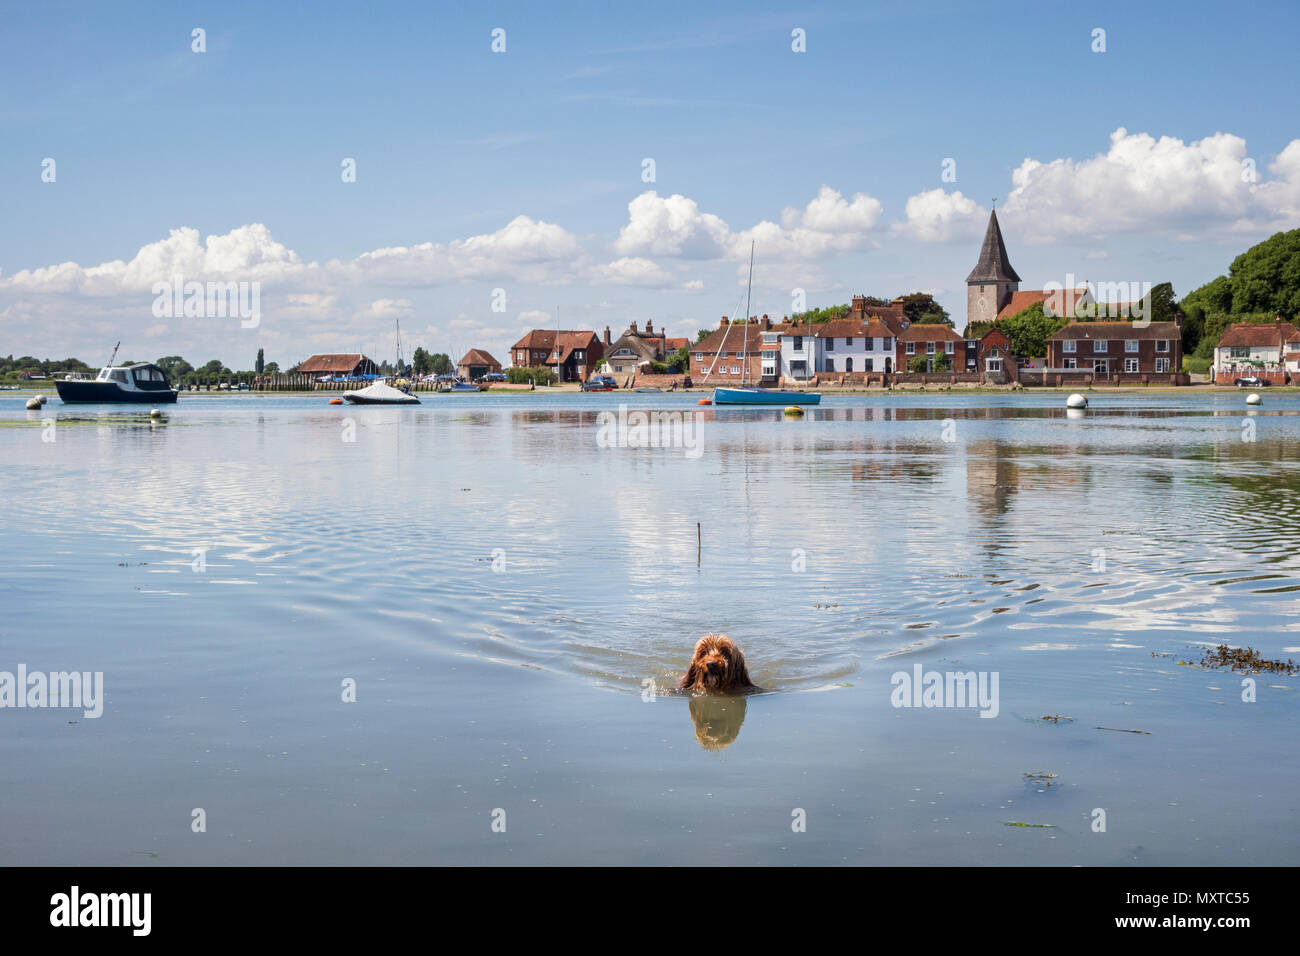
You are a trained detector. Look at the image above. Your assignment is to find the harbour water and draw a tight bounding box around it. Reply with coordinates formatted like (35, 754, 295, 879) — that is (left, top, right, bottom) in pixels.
(1, 391, 1297, 865)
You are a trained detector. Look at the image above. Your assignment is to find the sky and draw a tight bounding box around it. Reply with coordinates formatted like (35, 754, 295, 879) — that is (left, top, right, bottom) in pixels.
(2, 0, 1298, 370)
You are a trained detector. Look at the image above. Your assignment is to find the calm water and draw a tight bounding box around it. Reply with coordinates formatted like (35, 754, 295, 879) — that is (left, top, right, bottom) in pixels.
(1, 391, 1297, 865)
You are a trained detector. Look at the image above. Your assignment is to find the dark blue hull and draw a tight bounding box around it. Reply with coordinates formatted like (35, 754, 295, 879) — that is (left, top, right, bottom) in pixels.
(55, 381, 178, 403)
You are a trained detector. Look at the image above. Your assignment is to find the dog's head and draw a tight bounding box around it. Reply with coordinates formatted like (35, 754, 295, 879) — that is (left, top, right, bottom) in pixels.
(679, 633, 753, 693)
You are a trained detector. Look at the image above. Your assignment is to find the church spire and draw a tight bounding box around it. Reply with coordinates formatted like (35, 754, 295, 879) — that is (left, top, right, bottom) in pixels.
(966, 209, 1021, 284)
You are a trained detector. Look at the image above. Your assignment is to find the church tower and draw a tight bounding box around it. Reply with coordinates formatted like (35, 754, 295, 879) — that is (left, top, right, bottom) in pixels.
(966, 210, 1021, 330)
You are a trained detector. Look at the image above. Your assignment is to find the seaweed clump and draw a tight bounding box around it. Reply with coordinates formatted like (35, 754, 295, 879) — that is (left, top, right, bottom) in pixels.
(1199, 644, 1297, 675)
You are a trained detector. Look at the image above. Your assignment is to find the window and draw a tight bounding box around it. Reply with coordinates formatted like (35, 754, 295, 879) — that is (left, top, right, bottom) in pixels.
(1093, 340, 1108, 353)
(1064, 358, 1077, 369)
(695, 353, 703, 362)
(826, 358, 835, 372)
(905, 342, 915, 355)
(865, 358, 873, 372)
(1230, 346, 1248, 358)
(927, 342, 936, 354)
(825, 337, 835, 351)
(1125, 340, 1139, 353)
(945, 341, 954, 354)
(882, 337, 892, 350)
(1156, 340, 1169, 353)
(845, 338, 854, 348)
(1124, 358, 1139, 373)
(730, 365, 740, 375)
(792, 336, 803, 351)
(1155, 357, 1170, 373)
(986, 356, 1003, 373)
(1063, 340, 1077, 353)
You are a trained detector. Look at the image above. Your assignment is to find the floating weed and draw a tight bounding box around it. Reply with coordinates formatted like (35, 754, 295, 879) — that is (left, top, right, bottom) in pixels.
(1041, 715, 1073, 723)
(1096, 727, 1151, 734)
(1199, 644, 1297, 675)
(1005, 821, 1055, 829)
(1024, 772, 1058, 780)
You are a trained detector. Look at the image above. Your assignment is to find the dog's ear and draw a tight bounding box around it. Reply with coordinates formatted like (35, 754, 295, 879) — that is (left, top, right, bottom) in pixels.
(679, 656, 698, 690)
(730, 646, 752, 688)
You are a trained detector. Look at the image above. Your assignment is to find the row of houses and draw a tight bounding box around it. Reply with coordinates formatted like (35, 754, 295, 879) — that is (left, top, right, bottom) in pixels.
(296, 350, 504, 382)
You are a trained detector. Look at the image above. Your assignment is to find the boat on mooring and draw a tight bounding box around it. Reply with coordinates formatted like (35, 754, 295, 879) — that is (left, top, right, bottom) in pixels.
(344, 321, 421, 404)
(707, 243, 821, 407)
(54, 343, 179, 404)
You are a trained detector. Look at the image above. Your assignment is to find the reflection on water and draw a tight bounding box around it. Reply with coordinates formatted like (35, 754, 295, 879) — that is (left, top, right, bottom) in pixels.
(5, 392, 1300, 695)
(688, 694, 749, 750)
(3, 391, 1299, 864)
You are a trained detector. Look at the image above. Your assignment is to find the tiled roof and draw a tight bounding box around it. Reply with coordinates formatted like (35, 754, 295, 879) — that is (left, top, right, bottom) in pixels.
(297, 353, 372, 373)
(1216, 321, 1300, 348)
(900, 323, 964, 342)
(693, 324, 767, 354)
(1048, 321, 1181, 341)
(995, 288, 1093, 321)
(457, 349, 500, 368)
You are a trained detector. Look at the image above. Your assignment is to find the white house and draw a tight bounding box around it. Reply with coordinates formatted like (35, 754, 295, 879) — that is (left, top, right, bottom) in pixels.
(1212, 320, 1300, 377)
(775, 318, 899, 381)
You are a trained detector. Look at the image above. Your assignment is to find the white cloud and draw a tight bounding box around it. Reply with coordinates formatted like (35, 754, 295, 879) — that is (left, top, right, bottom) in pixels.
(1001, 127, 1300, 240)
(589, 256, 675, 287)
(895, 189, 985, 242)
(613, 186, 884, 262)
(361, 298, 414, 319)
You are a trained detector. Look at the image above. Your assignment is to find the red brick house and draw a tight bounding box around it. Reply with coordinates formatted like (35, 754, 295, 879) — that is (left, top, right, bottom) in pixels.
(690, 318, 767, 383)
(509, 330, 605, 382)
(898, 324, 964, 372)
(1046, 321, 1182, 376)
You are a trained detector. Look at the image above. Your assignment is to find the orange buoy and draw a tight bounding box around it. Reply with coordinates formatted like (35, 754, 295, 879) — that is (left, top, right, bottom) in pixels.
(329, 398, 343, 405)
(698, 398, 712, 406)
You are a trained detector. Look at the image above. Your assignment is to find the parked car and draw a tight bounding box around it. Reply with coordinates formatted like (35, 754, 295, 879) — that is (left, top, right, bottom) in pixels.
(1233, 376, 1271, 387)
(582, 375, 617, 392)
(481, 372, 507, 383)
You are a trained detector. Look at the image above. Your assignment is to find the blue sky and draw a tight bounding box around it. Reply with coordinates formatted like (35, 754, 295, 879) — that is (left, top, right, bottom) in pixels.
(2, 0, 1298, 368)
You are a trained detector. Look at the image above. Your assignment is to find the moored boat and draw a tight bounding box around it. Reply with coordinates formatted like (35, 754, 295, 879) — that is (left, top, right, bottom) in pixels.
(55, 346, 178, 404)
(713, 387, 821, 405)
(342, 381, 420, 404)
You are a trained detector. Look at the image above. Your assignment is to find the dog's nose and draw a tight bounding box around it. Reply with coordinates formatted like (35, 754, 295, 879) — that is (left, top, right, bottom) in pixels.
(706, 661, 720, 674)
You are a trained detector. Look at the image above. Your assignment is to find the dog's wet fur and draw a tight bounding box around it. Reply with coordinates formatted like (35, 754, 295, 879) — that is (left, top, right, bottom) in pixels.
(678, 633, 760, 694)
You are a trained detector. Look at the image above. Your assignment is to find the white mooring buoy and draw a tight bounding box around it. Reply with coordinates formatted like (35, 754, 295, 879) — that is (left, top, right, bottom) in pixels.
(25, 397, 42, 410)
(1246, 393, 1261, 406)
(1066, 393, 1088, 409)
(150, 407, 163, 418)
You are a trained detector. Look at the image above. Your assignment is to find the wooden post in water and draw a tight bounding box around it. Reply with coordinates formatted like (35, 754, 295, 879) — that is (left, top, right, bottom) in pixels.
(697, 522, 701, 567)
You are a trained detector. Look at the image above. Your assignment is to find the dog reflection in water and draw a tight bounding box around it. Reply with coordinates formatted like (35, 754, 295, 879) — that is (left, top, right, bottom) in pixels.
(678, 634, 761, 751)
(688, 694, 750, 750)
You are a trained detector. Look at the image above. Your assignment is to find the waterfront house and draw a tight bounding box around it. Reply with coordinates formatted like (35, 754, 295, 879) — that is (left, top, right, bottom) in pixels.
(297, 354, 380, 380)
(456, 349, 502, 381)
(1046, 321, 1182, 376)
(509, 330, 605, 382)
(897, 323, 965, 373)
(604, 321, 672, 375)
(690, 317, 768, 383)
(778, 317, 899, 380)
(1212, 319, 1299, 385)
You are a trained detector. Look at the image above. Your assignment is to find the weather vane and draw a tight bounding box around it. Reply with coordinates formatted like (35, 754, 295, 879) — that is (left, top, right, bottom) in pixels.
(992, 197, 998, 208)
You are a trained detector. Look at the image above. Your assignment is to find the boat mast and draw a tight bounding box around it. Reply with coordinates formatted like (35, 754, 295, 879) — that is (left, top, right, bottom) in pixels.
(106, 341, 120, 368)
(742, 241, 753, 385)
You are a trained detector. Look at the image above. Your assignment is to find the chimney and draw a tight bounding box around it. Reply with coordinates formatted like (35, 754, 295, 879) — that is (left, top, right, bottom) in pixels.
(720, 316, 729, 329)
(646, 320, 653, 334)
(631, 320, 638, 333)
(604, 326, 611, 346)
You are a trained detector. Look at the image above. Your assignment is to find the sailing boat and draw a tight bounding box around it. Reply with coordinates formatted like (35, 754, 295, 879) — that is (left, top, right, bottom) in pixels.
(343, 320, 421, 404)
(711, 244, 820, 406)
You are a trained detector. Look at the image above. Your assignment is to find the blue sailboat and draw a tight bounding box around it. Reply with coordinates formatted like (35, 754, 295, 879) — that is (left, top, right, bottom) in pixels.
(709, 243, 820, 406)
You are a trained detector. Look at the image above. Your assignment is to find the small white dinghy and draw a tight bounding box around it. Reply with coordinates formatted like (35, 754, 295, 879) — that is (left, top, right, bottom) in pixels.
(342, 382, 420, 405)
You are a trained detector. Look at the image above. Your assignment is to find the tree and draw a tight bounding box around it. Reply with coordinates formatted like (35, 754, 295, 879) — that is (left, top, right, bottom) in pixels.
(155, 355, 192, 379)
(200, 359, 225, 376)
(430, 352, 453, 375)
(255, 348, 264, 374)
(264, 361, 280, 375)
(411, 347, 432, 375)
(906, 354, 929, 373)
(931, 350, 951, 371)
(696, 329, 713, 344)
(997, 302, 1068, 358)
(898, 292, 952, 327)
(1143, 281, 1179, 324)
(667, 345, 690, 373)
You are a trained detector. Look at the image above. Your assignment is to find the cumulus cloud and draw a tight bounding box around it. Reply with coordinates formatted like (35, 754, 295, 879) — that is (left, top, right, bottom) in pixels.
(613, 186, 884, 262)
(1001, 127, 1300, 240)
(894, 189, 986, 242)
(589, 256, 675, 287)
(360, 298, 414, 319)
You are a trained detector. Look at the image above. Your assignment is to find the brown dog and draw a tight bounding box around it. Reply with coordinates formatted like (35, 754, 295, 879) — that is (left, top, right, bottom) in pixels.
(678, 633, 758, 694)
